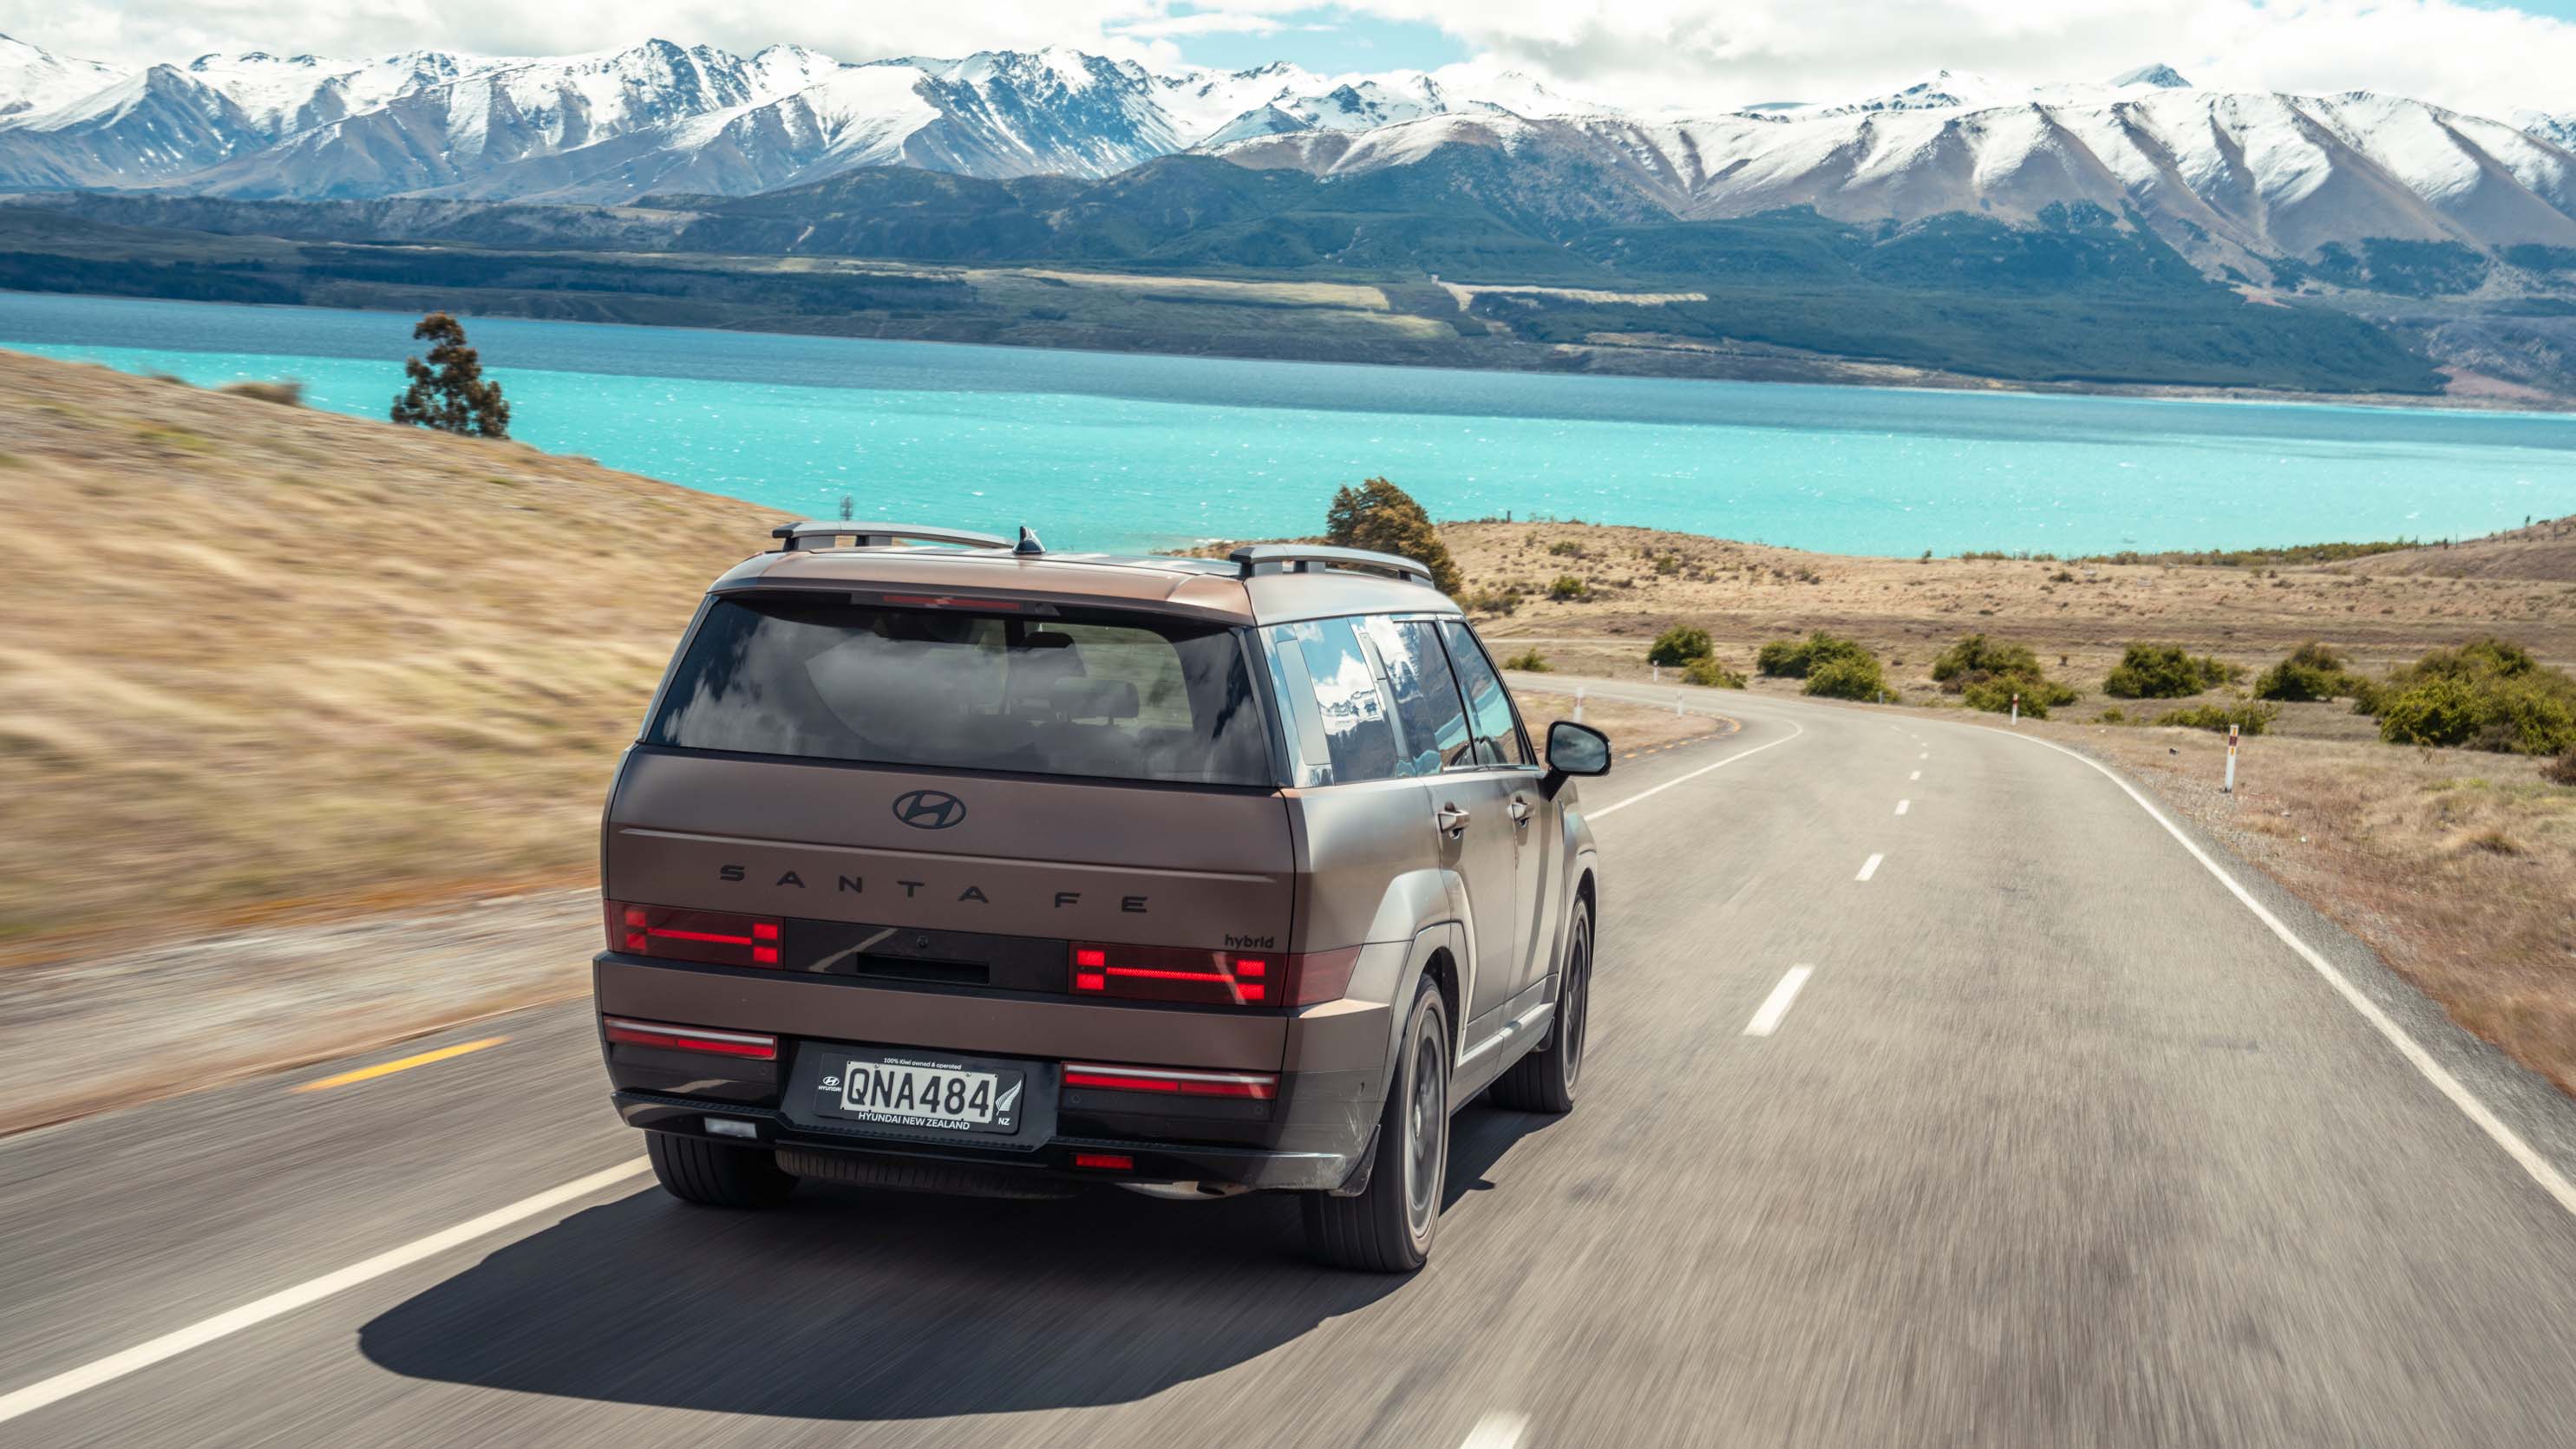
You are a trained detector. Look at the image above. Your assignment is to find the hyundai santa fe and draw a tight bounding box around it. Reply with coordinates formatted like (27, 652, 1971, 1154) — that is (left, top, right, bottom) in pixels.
(593, 520, 1612, 1270)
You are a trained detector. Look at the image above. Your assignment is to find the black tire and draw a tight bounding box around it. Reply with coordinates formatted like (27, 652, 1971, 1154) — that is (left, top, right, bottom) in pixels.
(646, 1130, 797, 1209)
(1491, 897, 1591, 1114)
(1303, 975, 1450, 1272)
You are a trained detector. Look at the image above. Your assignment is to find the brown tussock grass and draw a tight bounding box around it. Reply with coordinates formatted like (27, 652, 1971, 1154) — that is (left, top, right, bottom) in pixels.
(0, 349, 782, 964)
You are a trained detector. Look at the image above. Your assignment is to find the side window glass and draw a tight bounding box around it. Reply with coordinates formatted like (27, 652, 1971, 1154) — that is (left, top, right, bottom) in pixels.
(1438, 619, 1531, 767)
(1366, 616, 1472, 773)
(1261, 619, 1398, 785)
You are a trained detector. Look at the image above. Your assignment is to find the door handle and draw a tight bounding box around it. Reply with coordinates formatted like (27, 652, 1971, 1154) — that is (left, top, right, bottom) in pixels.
(1507, 796, 1533, 825)
(1436, 803, 1471, 838)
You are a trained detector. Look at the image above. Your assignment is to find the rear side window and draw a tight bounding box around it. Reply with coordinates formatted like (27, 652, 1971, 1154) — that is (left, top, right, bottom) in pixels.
(1437, 619, 1531, 767)
(1365, 616, 1469, 775)
(1261, 617, 1398, 787)
(649, 595, 1272, 787)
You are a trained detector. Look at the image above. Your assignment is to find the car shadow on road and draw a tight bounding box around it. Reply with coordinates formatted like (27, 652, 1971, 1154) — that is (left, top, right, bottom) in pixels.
(360, 1103, 1557, 1420)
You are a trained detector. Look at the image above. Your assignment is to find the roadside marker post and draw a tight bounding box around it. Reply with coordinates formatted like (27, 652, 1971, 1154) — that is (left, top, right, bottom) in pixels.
(1574, 687, 1585, 724)
(2010, 692, 2020, 725)
(1651, 664, 1661, 685)
(1675, 691, 1684, 716)
(2225, 723, 2239, 794)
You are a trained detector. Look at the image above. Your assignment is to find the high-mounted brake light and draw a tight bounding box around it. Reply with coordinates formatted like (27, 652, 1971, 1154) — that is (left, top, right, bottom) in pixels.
(603, 1017, 779, 1061)
(1068, 943, 1357, 1006)
(607, 903, 783, 968)
(1062, 1063, 1279, 1100)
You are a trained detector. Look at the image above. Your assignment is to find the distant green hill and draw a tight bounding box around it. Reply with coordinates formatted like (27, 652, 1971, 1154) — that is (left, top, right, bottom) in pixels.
(0, 158, 2467, 396)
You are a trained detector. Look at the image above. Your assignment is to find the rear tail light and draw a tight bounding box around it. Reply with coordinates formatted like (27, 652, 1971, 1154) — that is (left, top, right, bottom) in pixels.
(607, 903, 782, 968)
(603, 1017, 779, 1061)
(1073, 1152, 1134, 1171)
(1062, 1063, 1279, 1100)
(1068, 943, 1359, 1007)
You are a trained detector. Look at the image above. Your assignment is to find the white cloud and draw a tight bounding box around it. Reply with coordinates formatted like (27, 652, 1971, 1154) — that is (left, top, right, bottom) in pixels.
(1368, 0, 2576, 115)
(5, 0, 2573, 118)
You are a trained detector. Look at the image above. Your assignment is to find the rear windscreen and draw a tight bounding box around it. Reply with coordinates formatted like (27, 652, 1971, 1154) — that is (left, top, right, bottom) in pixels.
(646, 595, 1274, 787)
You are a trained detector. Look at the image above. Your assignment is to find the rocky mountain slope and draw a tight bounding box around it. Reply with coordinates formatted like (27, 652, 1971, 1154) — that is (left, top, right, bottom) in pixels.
(3, 29, 2566, 281)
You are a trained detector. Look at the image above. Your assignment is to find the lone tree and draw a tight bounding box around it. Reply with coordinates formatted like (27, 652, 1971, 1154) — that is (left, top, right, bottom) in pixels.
(391, 312, 510, 438)
(1324, 477, 1462, 595)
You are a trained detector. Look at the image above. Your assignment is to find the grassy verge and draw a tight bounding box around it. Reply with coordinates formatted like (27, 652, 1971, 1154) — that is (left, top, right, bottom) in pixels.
(0, 349, 781, 963)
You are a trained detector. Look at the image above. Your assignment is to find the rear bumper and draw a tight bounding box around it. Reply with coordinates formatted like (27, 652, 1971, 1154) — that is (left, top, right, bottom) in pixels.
(614, 1090, 1374, 1192)
(592, 955, 1392, 1194)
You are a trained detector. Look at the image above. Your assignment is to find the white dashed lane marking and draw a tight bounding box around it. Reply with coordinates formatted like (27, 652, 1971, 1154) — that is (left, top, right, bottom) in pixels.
(1744, 966, 1815, 1036)
(1856, 853, 1884, 882)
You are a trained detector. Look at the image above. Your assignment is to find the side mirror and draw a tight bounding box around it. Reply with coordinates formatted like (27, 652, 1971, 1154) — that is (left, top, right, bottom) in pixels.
(1543, 720, 1611, 795)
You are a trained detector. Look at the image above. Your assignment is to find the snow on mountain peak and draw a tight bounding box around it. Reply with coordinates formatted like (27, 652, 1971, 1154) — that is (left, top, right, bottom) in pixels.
(2109, 63, 2194, 89)
(0, 32, 127, 118)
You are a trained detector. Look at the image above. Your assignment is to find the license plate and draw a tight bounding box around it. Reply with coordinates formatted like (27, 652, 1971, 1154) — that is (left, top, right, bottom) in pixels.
(825, 1054, 1024, 1135)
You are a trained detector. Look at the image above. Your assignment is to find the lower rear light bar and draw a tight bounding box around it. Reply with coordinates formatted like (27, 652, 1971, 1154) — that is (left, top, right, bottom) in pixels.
(603, 1017, 780, 1061)
(1061, 1062, 1279, 1100)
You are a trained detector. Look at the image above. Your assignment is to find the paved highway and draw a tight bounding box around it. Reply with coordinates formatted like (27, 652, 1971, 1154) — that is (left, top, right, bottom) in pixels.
(8, 680, 2576, 1446)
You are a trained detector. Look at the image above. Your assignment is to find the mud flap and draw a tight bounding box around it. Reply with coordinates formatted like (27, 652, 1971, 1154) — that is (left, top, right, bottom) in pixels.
(1327, 1124, 1382, 1197)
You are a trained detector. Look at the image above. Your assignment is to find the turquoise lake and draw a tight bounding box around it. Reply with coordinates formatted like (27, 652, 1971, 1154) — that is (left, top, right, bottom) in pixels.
(3, 290, 2573, 556)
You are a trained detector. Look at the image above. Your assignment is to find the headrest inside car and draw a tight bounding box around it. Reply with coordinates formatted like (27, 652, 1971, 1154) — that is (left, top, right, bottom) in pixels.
(1050, 678, 1140, 721)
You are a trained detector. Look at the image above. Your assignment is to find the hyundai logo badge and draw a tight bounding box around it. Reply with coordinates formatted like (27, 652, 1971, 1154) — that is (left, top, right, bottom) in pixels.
(892, 789, 967, 830)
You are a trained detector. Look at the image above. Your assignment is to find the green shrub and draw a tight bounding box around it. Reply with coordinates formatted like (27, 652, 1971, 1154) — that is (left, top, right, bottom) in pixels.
(1932, 632, 2037, 683)
(2254, 640, 2367, 702)
(1932, 631, 2077, 713)
(1547, 539, 1585, 558)
(2544, 750, 2576, 787)
(2099, 707, 2128, 724)
(1546, 574, 1589, 601)
(1647, 626, 1714, 667)
(1461, 585, 1519, 616)
(1961, 679, 2050, 718)
(1500, 648, 1550, 673)
(2104, 643, 2241, 699)
(2362, 637, 2576, 754)
(1324, 477, 1464, 595)
(1757, 630, 1872, 679)
(1683, 656, 1746, 689)
(1804, 652, 1888, 701)
(2155, 700, 2281, 734)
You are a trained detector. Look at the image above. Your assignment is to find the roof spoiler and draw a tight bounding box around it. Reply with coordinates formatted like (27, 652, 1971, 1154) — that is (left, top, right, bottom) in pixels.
(1230, 544, 1435, 586)
(771, 521, 1011, 552)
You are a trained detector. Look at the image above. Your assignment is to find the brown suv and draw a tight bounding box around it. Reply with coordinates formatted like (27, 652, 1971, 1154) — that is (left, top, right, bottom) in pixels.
(593, 521, 1610, 1270)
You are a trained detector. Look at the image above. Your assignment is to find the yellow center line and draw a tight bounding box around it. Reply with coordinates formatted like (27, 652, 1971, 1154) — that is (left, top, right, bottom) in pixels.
(294, 1037, 510, 1093)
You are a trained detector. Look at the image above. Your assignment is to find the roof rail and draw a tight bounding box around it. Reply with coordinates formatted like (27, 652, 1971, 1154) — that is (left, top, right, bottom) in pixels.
(1230, 544, 1437, 586)
(771, 521, 1011, 552)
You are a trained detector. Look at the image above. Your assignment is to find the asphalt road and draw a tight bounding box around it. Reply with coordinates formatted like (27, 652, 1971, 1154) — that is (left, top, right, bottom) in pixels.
(10, 679, 2576, 1446)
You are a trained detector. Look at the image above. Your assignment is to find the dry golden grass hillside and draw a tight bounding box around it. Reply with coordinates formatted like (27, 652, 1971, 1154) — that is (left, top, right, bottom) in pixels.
(1442, 519, 2576, 696)
(0, 350, 781, 963)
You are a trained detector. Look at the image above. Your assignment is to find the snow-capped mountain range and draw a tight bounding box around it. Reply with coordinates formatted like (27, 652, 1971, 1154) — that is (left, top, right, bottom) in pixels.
(0, 31, 2572, 264)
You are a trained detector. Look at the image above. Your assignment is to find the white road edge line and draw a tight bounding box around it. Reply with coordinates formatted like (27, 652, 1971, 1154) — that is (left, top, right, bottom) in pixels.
(1744, 966, 1814, 1036)
(1856, 853, 1883, 881)
(2004, 731, 2576, 1221)
(1461, 1411, 1530, 1449)
(0, 1159, 652, 1426)
(1895, 800, 1911, 815)
(1589, 718, 1807, 819)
